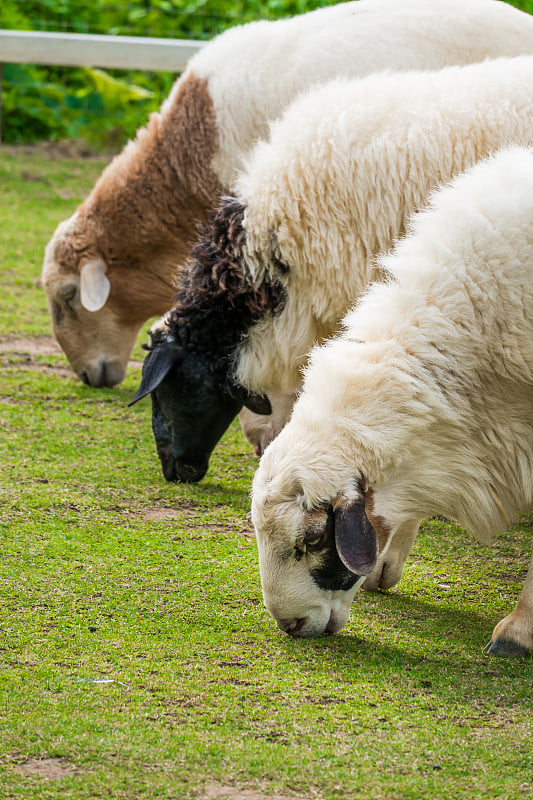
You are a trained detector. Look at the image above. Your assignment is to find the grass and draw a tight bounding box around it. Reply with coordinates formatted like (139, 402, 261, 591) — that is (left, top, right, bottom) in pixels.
(0, 144, 531, 800)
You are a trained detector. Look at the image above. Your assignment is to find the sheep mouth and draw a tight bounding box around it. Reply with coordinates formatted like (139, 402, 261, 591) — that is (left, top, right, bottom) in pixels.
(325, 611, 345, 635)
(159, 449, 208, 483)
(284, 610, 346, 638)
(78, 361, 125, 388)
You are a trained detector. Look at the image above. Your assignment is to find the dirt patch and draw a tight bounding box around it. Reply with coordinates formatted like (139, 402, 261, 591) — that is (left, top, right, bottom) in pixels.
(123, 499, 201, 522)
(137, 508, 255, 539)
(7, 360, 75, 379)
(0, 336, 143, 375)
(4, 140, 113, 160)
(0, 336, 142, 378)
(21, 170, 50, 184)
(203, 785, 309, 800)
(142, 507, 185, 522)
(14, 757, 76, 780)
(0, 336, 73, 379)
(0, 336, 62, 357)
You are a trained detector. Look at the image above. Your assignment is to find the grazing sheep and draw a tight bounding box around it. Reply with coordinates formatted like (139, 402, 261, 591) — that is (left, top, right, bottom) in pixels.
(42, 0, 533, 452)
(132, 55, 533, 484)
(251, 146, 533, 657)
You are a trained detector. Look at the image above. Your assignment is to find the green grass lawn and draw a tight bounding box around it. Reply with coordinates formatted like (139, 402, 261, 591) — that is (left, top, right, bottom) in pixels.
(0, 145, 531, 800)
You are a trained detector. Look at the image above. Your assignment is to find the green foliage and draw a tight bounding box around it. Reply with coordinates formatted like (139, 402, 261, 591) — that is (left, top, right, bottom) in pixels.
(1, 61, 170, 147)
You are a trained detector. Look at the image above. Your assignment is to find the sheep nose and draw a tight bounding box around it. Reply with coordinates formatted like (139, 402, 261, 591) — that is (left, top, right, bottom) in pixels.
(284, 618, 307, 636)
(160, 452, 207, 483)
(174, 461, 207, 483)
(80, 360, 124, 388)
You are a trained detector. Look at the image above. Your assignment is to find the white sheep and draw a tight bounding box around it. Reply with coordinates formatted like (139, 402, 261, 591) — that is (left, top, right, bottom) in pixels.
(134, 54, 533, 486)
(252, 146, 533, 657)
(42, 0, 533, 453)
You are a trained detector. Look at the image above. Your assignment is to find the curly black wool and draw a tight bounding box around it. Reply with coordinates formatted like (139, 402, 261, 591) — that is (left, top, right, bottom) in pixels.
(160, 197, 287, 378)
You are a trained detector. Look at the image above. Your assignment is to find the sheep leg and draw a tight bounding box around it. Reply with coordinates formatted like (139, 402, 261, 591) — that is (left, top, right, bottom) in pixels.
(239, 391, 297, 457)
(362, 518, 420, 592)
(485, 548, 533, 657)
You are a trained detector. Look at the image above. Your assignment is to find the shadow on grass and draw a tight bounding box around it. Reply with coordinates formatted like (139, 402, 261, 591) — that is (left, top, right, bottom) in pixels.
(267, 591, 531, 702)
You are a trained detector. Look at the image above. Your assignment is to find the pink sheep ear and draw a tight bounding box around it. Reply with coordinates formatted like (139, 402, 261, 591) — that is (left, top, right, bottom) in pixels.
(80, 259, 110, 312)
(333, 491, 377, 576)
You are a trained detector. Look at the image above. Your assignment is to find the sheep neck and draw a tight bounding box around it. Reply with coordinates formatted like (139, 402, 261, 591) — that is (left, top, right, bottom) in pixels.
(168, 198, 286, 389)
(80, 72, 224, 315)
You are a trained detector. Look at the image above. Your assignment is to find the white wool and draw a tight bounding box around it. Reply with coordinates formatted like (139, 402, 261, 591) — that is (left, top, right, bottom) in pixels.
(233, 56, 533, 395)
(258, 147, 533, 544)
(189, 0, 533, 188)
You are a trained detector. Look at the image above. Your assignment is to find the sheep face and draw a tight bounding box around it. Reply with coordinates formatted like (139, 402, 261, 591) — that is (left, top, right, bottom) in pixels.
(42, 216, 140, 388)
(130, 336, 271, 482)
(251, 473, 399, 637)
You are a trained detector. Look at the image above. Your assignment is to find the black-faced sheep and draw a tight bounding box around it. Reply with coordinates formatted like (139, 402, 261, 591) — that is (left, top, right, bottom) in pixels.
(251, 146, 533, 657)
(132, 55, 533, 484)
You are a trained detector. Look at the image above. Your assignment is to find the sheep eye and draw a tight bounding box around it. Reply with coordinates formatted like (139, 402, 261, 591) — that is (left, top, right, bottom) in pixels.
(304, 530, 327, 552)
(301, 508, 333, 553)
(52, 301, 65, 326)
(57, 284, 77, 308)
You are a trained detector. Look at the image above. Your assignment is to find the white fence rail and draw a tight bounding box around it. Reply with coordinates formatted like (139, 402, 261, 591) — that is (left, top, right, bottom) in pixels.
(0, 29, 206, 141)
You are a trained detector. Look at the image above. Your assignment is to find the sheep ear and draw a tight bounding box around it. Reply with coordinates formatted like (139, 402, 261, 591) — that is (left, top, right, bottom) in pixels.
(80, 259, 110, 312)
(128, 342, 177, 406)
(241, 391, 272, 416)
(333, 492, 378, 576)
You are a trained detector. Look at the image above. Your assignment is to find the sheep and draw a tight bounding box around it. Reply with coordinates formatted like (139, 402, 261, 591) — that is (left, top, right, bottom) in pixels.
(251, 146, 533, 657)
(131, 54, 533, 485)
(42, 0, 533, 453)
(238, 391, 297, 458)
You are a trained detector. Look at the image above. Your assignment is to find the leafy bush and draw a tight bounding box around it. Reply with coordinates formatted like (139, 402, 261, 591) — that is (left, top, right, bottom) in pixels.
(0, 0, 341, 147)
(0, 0, 531, 147)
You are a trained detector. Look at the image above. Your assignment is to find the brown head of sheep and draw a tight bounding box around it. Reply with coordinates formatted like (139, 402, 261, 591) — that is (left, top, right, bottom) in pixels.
(42, 74, 220, 387)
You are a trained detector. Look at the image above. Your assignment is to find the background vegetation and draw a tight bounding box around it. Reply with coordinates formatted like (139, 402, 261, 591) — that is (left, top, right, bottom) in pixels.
(1, 0, 532, 147)
(0, 0, 338, 147)
(0, 144, 531, 800)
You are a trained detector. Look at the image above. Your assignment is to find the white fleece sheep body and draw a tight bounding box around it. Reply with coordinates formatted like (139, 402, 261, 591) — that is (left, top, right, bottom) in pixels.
(192, 0, 533, 188)
(233, 55, 533, 396)
(43, 0, 533, 391)
(252, 147, 533, 655)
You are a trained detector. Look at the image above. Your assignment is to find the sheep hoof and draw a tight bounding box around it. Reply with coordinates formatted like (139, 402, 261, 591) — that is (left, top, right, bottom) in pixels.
(484, 638, 531, 658)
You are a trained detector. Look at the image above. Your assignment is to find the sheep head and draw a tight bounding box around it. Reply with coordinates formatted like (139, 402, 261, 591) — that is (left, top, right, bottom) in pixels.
(130, 195, 286, 482)
(42, 213, 146, 387)
(129, 328, 271, 483)
(251, 439, 403, 638)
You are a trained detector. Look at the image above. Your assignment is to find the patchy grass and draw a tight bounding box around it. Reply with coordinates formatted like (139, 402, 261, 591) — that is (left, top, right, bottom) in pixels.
(0, 144, 531, 800)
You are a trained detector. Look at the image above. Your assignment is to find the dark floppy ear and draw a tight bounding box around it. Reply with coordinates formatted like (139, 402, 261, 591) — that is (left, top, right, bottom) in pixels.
(241, 390, 272, 416)
(333, 492, 378, 576)
(128, 342, 177, 406)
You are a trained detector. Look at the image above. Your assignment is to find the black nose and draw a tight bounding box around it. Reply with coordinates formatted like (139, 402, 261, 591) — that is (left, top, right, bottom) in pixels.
(160, 451, 207, 483)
